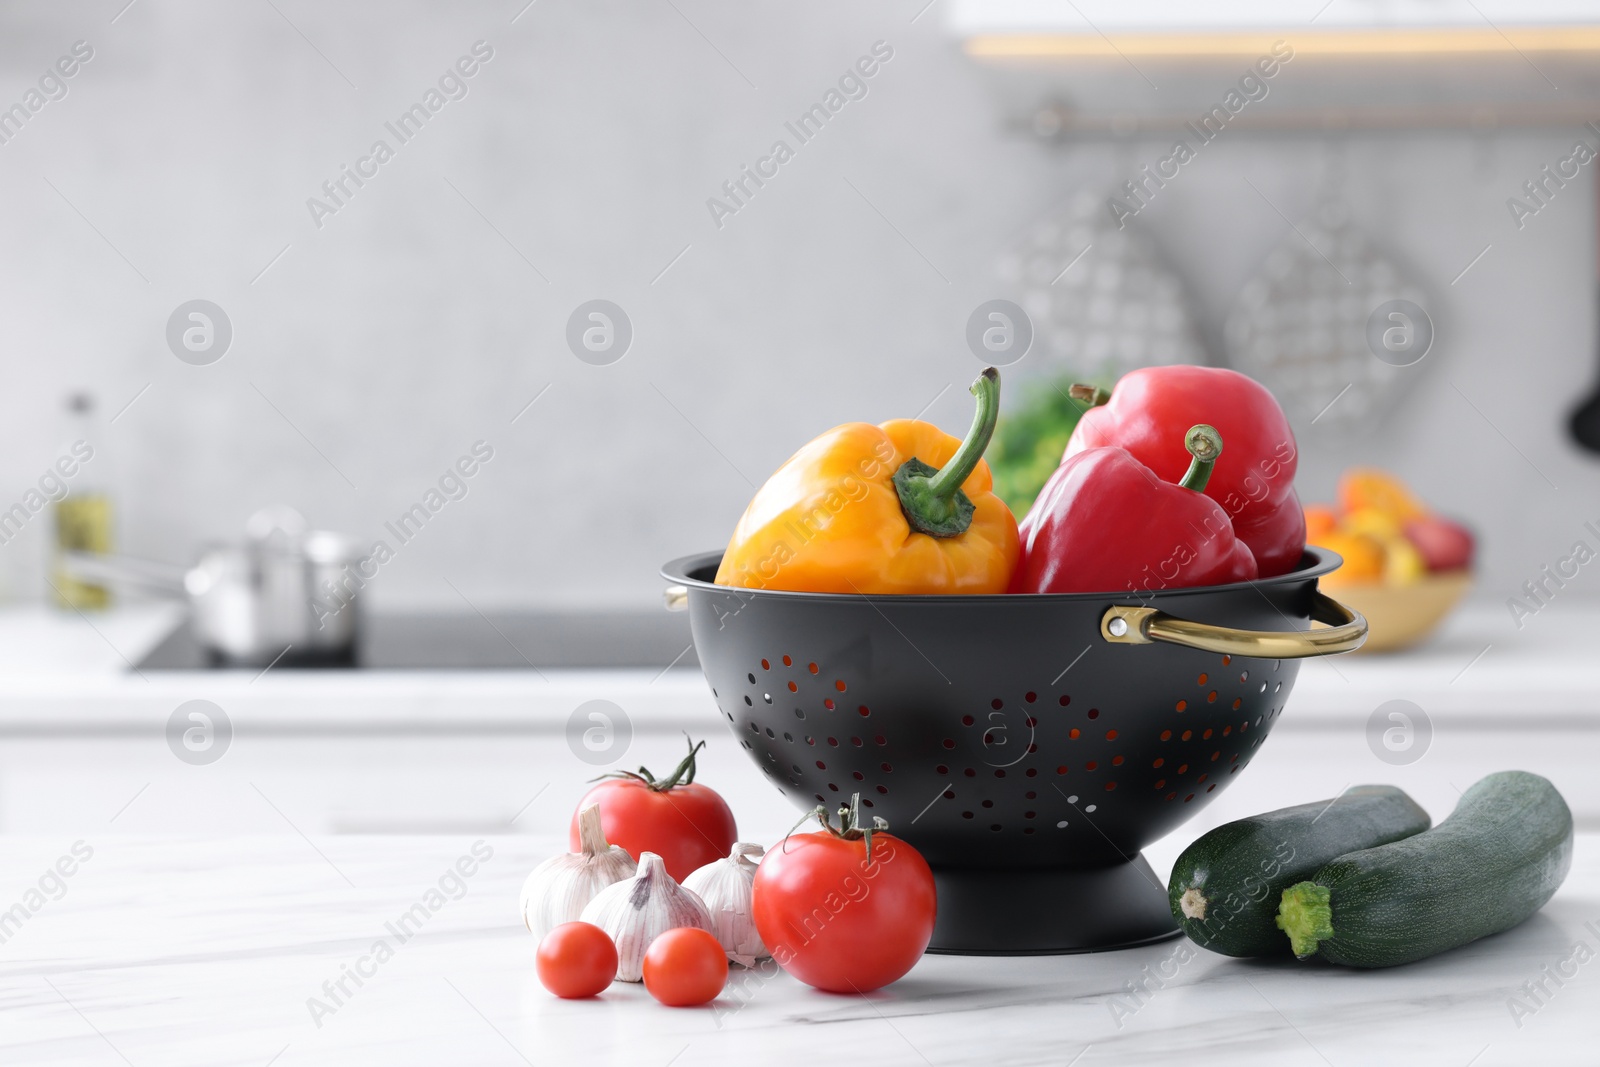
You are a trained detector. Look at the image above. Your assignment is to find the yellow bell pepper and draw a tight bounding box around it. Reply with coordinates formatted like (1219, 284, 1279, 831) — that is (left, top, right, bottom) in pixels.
(715, 370, 1019, 595)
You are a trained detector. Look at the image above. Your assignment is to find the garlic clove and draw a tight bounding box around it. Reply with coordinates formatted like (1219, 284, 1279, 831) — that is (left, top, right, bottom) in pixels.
(520, 805, 637, 941)
(683, 842, 768, 967)
(578, 851, 714, 982)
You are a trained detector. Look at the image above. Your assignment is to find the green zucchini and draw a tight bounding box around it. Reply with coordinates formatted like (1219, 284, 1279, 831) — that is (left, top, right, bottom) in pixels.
(1168, 784, 1431, 957)
(1277, 770, 1573, 968)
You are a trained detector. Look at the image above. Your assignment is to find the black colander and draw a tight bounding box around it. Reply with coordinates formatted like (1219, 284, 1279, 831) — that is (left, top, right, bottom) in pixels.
(661, 549, 1365, 955)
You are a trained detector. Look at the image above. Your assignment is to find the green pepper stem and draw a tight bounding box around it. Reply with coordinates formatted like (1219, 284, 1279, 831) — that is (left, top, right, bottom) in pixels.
(1178, 424, 1223, 493)
(894, 368, 1001, 538)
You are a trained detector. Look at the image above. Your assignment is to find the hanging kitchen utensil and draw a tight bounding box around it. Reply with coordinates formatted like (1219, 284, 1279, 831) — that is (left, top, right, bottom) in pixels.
(996, 190, 1209, 381)
(1225, 154, 1430, 430)
(1567, 177, 1600, 454)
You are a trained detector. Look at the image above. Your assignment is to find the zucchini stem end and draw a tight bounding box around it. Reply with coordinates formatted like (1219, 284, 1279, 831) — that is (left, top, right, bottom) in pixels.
(1276, 881, 1334, 958)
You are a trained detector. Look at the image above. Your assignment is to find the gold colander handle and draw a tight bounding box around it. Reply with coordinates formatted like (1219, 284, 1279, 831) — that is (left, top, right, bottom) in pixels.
(1100, 593, 1367, 658)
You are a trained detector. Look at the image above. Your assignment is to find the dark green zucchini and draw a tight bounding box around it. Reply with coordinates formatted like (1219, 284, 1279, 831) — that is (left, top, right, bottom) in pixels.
(1168, 784, 1431, 957)
(1278, 770, 1573, 968)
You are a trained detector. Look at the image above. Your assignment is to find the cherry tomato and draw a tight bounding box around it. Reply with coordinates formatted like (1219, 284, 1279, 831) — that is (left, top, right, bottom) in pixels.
(536, 922, 618, 999)
(752, 799, 936, 993)
(642, 927, 728, 1007)
(572, 739, 736, 883)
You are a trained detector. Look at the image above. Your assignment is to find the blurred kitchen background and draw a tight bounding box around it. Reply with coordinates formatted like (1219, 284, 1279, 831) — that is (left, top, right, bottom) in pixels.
(1, 0, 1597, 611)
(0, 1, 1597, 838)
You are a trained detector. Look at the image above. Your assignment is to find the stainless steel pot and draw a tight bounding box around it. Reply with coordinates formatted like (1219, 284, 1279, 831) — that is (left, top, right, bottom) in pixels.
(62, 507, 363, 666)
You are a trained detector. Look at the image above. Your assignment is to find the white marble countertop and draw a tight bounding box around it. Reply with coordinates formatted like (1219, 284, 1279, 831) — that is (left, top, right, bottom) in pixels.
(1, 832, 1594, 1067)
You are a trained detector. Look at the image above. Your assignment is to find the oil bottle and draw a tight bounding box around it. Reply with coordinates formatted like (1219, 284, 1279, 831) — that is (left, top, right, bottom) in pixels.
(51, 392, 112, 610)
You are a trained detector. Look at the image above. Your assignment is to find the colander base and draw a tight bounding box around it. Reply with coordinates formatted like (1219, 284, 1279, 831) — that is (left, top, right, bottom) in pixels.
(926, 856, 1179, 955)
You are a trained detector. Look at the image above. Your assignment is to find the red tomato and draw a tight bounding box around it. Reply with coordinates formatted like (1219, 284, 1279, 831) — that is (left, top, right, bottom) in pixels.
(643, 927, 728, 1007)
(572, 740, 737, 883)
(752, 815, 936, 993)
(536, 922, 617, 999)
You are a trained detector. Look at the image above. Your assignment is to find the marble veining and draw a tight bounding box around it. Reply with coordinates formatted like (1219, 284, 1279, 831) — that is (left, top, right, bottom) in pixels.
(0, 834, 1594, 1066)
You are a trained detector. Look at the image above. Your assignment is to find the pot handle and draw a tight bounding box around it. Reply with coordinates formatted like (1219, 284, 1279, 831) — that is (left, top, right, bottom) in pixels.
(1099, 592, 1367, 658)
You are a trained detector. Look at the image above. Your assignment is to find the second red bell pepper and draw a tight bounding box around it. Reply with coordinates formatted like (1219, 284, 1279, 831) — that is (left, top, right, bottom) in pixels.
(1011, 424, 1258, 595)
(1065, 367, 1306, 577)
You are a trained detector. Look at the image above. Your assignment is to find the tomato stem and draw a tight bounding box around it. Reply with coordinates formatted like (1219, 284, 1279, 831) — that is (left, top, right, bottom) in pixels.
(592, 736, 706, 792)
(799, 792, 891, 863)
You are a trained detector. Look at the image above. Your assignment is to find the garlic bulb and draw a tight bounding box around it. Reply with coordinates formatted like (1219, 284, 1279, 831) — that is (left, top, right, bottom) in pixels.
(683, 842, 768, 967)
(519, 805, 636, 940)
(578, 850, 714, 982)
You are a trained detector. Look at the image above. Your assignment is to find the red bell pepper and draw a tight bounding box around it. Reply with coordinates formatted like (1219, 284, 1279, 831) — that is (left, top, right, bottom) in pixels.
(1065, 367, 1306, 577)
(1011, 424, 1258, 595)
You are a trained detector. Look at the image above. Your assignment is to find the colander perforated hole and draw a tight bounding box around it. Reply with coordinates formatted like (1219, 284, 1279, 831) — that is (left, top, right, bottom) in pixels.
(1208, 691, 1218, 702)
(995, 769, 1007, 778)
(1087, 708, 1100, 719)
(805, 735, 815, 745)
(834, 680, 846, 692)
(964, 768, 976, 777)
(828, 783, 838, 791)
(858, 705, 870, 717)
(1069, 728, 1080, 740)
(827, 737, 838, 746)
(1085, 803, 1097, 812)
(1232, 698, 1242, 710)
(962, 715, 975, 726)
(824, 699, 834, 710)
(1105, 782, 1117, 791)
(982, 799, 994, 808)
(763, 694, 773, 704)
(1208, 784, 1217, 792)
(1025, 790, 1037, 799)
(793, 763, 802, 773)
(853, 771, 864, 780)
(1085, 760, 1098, 771)
(808, 662, 819, 674)
(1160, 729, 1171, 741)
(1153, 757, 1164, 768)
(744, 696, 753, 707)
(1177, 763, 1189, 774)
(787, 682, 798, 693)
(1067, 794, 1078, 803)
(943, 788, 955, 798)
(783, 731, 793, 742)
(748, 722, 758, 733)
(761, 660, 769, 670)
(991, 698, 1004, 710)
(1176, 700, 1187, 712)
(815, 793, 825, 802)
(1025, 768, 1037, 777)
(1058, 695, 1071, 706)
(942, 739, 955, 749)
(1222, 655, 1232, 665)
(1198, 773, 1208, 784)
(1155, 778, 1166, 789)
(936, 765, 948, 774)
(1197, 673, 1208, 685)
(1181, 730, 1192, 741)
(1106, 729, 1119, 740)
(1239, 671, 1249, 682)
(990, 824, 1002, 832)
(850, 737, 862, 746)
(1185, 794, 1195, 802)
(881, 762, 892, 772)
(1056, 820, 1069, 828)
(1056, 766, 1068, 775)
(816, 760, 826, 769)
(1024, 827, 1035, 835)
(1202, 729, 1213, 740)
(765, 727, 775, 738)
(1111, 756, 1124, 766)
(876, 785, 888, 794)
(1223, 726, 1232, 736)
(962, 811, 974, 819)
(1260, 682, 1268, 693)
(874, 735, 886, 745)
(748, 673, 756, 683)
(1275, 682, 1283, 693)
(782, 655, 792, 666)
(794, 708, 805, 720)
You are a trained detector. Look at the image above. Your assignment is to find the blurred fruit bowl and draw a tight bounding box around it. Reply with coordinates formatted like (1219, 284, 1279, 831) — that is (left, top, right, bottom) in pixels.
(1327, 570, 1474, 653)
(1306, 468, 1476, 653)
